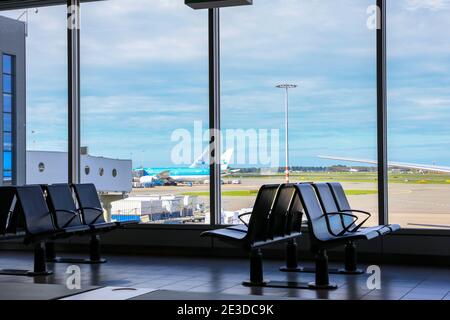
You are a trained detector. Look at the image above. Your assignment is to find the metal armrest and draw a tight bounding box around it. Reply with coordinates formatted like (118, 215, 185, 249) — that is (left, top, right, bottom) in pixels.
(238, 211, 252, 227)
(340, 209, 371, 232)
(341, 209, 371, 216)
(323, 212, 359, 237)
(56, 209, 80, 228)
(78, 206, 104, 225)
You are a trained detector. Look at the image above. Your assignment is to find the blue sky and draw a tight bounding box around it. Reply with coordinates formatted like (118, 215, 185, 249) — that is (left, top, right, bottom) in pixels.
(2, 0, 449, 167)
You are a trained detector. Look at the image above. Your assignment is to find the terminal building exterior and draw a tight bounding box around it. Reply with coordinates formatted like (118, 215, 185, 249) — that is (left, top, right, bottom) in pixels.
(0, 15, 26, 186)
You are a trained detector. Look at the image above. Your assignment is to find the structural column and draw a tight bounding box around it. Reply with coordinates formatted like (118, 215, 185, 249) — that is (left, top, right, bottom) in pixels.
(376, 0, 388, 225)
(208, 8, 221, 225)
(67, 0, 81, 184)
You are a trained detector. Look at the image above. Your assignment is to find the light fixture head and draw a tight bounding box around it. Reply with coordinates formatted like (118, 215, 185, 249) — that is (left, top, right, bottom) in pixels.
(276, 84, 298, 89)
(185, 0, 253, 10)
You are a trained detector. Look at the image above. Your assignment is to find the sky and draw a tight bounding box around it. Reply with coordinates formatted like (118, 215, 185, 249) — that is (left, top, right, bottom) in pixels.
(1, 0, 449, 168)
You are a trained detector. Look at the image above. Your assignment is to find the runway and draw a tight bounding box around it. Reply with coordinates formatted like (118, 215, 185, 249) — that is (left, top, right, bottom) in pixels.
(130, 177, 450, 229)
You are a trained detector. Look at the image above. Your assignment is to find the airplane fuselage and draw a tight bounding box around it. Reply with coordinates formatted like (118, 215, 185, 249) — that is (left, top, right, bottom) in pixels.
(141, 167, 211, 183)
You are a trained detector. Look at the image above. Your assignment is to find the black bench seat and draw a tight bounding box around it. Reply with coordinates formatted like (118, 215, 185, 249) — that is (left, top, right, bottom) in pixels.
(202, 184, 306, 289)
(0, 185, 98, 276)
(72, 183, 139, 229)
(327, 182, 400, 234)
(290, 183, 400, 289)
(43, 183, 119, 264)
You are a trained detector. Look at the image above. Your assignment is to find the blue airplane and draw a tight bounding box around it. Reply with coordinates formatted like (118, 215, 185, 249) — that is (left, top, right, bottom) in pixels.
(137, 149, 237, 186)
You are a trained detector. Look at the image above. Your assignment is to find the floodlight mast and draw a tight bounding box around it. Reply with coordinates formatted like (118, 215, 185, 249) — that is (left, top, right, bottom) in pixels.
(276, 84, 297, 183)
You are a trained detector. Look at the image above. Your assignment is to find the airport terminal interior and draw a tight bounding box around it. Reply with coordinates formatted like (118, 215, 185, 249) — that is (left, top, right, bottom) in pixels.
(0, 0, 448, 303)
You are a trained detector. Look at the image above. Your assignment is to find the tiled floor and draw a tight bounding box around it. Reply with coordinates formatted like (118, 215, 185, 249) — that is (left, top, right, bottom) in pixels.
(0, 251, 448, 300)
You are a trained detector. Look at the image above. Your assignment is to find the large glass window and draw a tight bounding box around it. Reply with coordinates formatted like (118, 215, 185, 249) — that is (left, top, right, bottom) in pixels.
(387, 1, 450, 229)
(2, 6, 69, 185)
(2, 53, 14, 182)
(1, 1, 447, 232)
(81, 0, 209, 224)
(220, 0, 378, 225)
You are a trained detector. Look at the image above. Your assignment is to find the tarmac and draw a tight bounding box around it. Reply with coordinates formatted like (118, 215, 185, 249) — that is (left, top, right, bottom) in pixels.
(130, 178, 450, 229)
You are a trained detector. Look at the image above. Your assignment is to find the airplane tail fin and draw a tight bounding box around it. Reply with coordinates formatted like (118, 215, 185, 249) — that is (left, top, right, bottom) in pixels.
(190, 148, 209, 168)
(221, 148, 234, 171)
(190, 148, 234, 170)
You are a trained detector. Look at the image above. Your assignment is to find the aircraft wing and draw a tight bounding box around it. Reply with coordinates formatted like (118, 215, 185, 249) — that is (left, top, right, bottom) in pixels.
(318, 156, 450, 174)
(221, 169, 241, 177)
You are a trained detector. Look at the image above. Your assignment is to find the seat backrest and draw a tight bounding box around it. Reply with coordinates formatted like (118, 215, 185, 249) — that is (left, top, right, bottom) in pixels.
(0, 186, 18, 234)
(294, 183, 332, 242)
(327, 182, 354, 227)
(15, 185, 56, 235)
(72, 183, 106, 225)
(269, 184, 300, 238)
(45, 184, 83, 229)
(313, 183, 345, 236)
(286, 188, 303, 235)
(246, 184, 280, 244)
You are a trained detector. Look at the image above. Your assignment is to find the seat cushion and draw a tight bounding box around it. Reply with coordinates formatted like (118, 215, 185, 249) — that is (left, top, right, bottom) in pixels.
(226, 224, 248, 232)
(321, 229, 380, 244)
(361, 224, 401, 236)
(252, 232, 302, 248)
(348, 228, 380, 240)
(201, 228, 247, 241)
(362, 226, 390, 235)
(63, 225, 91, 234)
(386, 224, 401, 233)
(90, 222, 118, 231)
(115, 220, 140, 227)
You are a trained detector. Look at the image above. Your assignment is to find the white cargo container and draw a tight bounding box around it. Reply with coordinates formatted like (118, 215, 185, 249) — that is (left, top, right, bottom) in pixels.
(111, 197, 164, 216)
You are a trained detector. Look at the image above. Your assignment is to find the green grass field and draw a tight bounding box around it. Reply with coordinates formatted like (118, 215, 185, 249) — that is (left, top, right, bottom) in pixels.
(183, 189, 378, 197)
(237, 172, 450, 185)
(183, 190, 259, 197)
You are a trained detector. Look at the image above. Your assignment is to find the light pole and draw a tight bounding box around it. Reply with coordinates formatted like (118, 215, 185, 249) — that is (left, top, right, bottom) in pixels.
(276, 84, 297, 183)
(16, 8, 39, 37)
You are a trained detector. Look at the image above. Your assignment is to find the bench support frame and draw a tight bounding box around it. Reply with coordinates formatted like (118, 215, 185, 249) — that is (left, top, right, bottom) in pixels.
(308, 249, 337, 289)
(242, 248, 320, 290)
(281, 240, 364, 275)
(0, 241, 53, 277)
(279, 239, 305, 272)
(339, 241, 364, 274)
(45, 235, 107, 264)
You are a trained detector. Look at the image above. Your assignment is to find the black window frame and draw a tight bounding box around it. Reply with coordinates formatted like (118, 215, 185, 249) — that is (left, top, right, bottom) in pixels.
(0, 0, 448, 237)
(2, 53, 15, 184)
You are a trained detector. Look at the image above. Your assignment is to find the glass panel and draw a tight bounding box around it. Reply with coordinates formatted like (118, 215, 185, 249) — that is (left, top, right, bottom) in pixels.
(2, 54, 12, 74)
(3, 94, 12, 113)
(221, 0, 378, 225)
(81, 0, 209, 224)
(3, 151, 12, 171)
(2, 74, 12, 93)
(3, 113, 11, 132)
(2, 6, 69, 185)
(387, 1, 450, 229)
(3, 171, 12, 184)
(3, 132, 12, 151)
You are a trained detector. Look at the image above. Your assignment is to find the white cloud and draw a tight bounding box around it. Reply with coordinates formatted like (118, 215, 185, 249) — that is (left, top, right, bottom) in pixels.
(1, 0, 449, 165)
(406, 0, 450, 11)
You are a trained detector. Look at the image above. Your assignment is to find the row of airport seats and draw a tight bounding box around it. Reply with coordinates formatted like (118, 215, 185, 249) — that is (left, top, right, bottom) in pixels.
(0, 183, 138, 276)
(201, 182, 400, 290)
